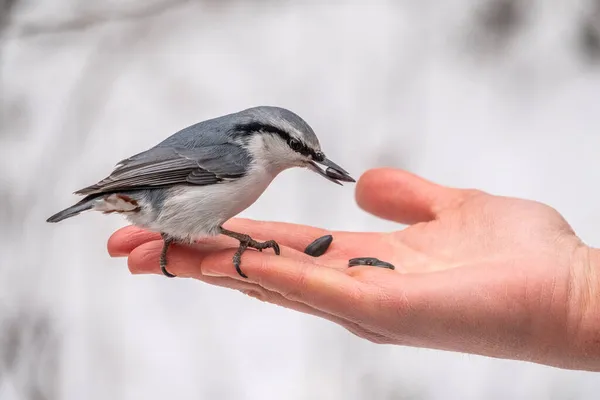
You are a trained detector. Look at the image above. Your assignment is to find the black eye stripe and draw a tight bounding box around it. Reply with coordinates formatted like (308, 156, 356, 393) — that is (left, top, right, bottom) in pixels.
(235, 122, 287, 137)
(289, 138, 311, 156)
(235, 122, 321, 159)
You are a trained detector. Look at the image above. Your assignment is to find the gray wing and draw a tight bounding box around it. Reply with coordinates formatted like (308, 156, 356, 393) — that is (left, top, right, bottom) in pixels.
(75, 144, 251, 196)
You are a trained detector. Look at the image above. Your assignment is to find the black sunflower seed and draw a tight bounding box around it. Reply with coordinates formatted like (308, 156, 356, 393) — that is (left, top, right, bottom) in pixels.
(348, 257, 395, 270)
(304, 234, 333, 257)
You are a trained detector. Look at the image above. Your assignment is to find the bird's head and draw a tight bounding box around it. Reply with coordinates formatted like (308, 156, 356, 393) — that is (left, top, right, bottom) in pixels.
(231, 106, 355, 185)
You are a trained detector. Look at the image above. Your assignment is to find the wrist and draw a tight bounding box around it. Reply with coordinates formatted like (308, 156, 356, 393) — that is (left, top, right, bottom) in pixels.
(568, 245, 600, 371)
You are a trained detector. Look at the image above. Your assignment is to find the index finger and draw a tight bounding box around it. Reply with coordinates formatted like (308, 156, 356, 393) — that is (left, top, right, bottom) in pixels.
(201, 250, 378, 323)
(223, 218, 331, 251)
(108, 218, 332, 257)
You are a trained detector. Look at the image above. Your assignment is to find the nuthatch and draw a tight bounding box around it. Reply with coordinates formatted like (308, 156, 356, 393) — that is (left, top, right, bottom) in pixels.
(47, 106, 355, 278)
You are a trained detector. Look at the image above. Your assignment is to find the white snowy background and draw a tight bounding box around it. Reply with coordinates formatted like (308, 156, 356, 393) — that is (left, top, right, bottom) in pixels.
(1, 0, 600, 399)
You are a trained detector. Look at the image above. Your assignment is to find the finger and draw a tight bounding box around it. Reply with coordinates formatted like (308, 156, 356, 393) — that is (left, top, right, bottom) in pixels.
(224, 219, 370, 259)
(127, 240, 221, 277)
(108, 226, 161, 257)
(355, 168, 483, 225)
(128, 238, 412, 342)
(240, 286, 382, 341)
(223, 218, 331, 253)
(203, 276, 393, 345)
(108, 226, 235, 258)
(108, 219, 335, 258)
(127, 242, 369, 335)
(201, 250, 379, 323)
(126, 239, 323, 277)
(203, 276, 355, 329)
(123, 238, 358, 329)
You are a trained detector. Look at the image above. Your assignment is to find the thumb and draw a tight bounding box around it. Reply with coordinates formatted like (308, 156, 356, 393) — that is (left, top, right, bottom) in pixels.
(355, 168, 479, 225)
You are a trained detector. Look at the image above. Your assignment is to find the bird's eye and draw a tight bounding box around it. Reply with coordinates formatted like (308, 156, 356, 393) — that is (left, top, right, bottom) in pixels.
(289, 139, 303, 152)
(314, 152, 325, 162)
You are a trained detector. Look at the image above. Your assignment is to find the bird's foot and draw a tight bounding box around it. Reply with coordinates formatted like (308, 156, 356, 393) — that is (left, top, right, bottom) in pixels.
(160, 233, 177, 278)
(246, 237, 281, 255)
(220, 227, 281, 278)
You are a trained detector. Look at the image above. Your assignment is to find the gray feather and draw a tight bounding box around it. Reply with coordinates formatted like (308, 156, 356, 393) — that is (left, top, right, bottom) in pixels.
(72, 106, 314, 197)
(46, 105, 333, 235)
(75, 144, 251, 196)
(46, 195, 96, 222)
(155, 106, 320, 149)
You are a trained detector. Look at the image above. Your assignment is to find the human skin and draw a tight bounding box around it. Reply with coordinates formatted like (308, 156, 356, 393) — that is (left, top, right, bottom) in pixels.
(107, 168, 600, 371)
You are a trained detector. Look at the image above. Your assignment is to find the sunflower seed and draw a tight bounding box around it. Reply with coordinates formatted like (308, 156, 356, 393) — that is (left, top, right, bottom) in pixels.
(348, 257, 395, 270)
(304, 234, 333, 257)
(325, 167, 347, 181)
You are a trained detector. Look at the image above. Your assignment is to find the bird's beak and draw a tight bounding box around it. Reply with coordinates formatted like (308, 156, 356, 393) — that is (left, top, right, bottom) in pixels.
(308, 157, 356, 186)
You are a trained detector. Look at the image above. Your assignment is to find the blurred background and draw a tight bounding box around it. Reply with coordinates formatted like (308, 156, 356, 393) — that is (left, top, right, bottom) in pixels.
(1, 0, 600, 399)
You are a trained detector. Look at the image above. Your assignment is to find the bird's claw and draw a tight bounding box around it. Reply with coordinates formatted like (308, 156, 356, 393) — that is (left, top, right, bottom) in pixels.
(233, 238, 280, 278)
(161, 264, 177, 278)
(264, 240, 280, 255)
(160, 234, 177, 278)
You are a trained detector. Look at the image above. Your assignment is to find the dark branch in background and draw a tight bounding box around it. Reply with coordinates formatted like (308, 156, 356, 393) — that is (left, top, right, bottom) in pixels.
(0, 0, 18, 34)
(14, 0, 192, 38)
(478, 0, 522, 38)
(0, 5, 162, 397)
(578, 0, 600, 62)
(0, 309, 60, 400)
(14, 10, 157, 230)
(0, 0, 19, 221)
(467, 0, 529, 55)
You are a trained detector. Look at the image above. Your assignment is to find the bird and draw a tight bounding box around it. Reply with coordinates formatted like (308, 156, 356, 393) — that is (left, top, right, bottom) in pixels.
(46, 106, 355, 278)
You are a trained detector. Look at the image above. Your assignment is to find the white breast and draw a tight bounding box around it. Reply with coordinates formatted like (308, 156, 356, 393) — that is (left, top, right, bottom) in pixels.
(145, 164, 276, 242)
(122, 134, 296, 242)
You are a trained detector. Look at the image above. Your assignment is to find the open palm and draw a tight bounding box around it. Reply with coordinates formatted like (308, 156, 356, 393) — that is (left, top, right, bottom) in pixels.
(108, 168, 600, 371)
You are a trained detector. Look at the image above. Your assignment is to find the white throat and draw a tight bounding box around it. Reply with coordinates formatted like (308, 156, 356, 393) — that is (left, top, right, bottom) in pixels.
(242, 134, 305, 175)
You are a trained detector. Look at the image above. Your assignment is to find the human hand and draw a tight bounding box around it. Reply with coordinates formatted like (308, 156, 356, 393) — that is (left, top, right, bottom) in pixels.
(107, 168, 600, 371)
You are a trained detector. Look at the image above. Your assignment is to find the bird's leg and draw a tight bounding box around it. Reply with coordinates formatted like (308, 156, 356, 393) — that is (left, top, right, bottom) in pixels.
(219, 227, 281, 278)
(160, 233, 177, 278)
(232, 241, 249, 278)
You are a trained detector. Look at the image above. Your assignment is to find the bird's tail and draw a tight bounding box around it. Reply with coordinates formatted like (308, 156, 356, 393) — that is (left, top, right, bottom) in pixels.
(46, 196, 97, 223)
